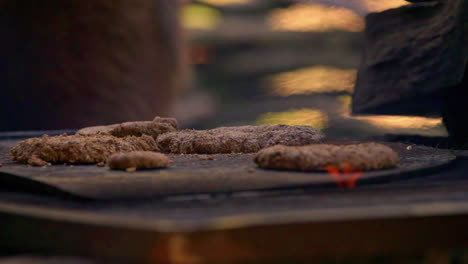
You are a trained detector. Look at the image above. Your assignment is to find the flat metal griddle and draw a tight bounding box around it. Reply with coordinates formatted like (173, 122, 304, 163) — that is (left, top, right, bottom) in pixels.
(0, 133, 467, 263)
(2, 178, 468, 264)
(0, 139, 456, 199)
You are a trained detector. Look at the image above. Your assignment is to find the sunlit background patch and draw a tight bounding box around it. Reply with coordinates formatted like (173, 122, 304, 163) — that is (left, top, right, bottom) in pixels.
(257, 109, 329, 130)
(197, 0, 251, 6)
(266, 66, 357, 96)
(361, 0, 408, 12)
(267, 3, 364, 32)
(337, 95, 446, 136)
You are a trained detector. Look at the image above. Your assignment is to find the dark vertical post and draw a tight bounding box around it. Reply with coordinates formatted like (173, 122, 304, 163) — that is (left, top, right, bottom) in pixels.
(0, 0, 188, 131)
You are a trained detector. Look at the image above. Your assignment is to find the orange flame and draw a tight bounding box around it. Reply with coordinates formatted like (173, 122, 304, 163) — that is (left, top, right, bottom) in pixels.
(325, 163, 362, 188)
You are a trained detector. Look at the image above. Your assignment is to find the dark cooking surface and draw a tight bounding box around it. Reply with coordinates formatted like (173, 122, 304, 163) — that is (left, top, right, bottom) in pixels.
(0, 152, 467, 263)
(0, 138, 455, 200)
(0, 134, 465, 223)
(0, 132, 467, 264)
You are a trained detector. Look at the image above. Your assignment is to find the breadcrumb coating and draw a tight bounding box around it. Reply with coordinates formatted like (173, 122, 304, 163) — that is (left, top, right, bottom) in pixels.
(157, 125, 324, 154)
(108, 151, 171, 170)
(77, 116, 178, 138)
(254, 143, 399, 171)
(10, 134, 158, 166)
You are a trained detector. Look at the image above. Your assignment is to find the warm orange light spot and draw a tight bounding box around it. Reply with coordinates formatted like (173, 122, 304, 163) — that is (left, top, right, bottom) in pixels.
(198, 0, 250, 6)
(362, 0, 409, 13)
(338, 95, 446, 136)
(267, 66, 357, 96)
(256, 108, 329, 130)
(267, 3, 364, 32)
(354, 115, 442, 130)
(325, 163, 362, 188)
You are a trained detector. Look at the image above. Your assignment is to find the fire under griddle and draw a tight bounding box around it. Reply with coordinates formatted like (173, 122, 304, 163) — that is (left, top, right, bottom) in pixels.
(0, 132, 467, 264)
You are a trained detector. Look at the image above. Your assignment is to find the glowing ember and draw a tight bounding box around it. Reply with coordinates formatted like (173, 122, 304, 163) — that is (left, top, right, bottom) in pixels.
(267, 3, 364, 32)
(325, 163, 362, 188)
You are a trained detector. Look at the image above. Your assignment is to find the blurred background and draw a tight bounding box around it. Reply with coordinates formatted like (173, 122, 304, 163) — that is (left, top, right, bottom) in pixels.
(174, 0, 447, 140)
(0, 0, 449, 141)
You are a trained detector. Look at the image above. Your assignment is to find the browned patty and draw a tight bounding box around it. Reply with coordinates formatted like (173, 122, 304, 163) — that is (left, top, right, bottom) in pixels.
(108, 151, 171, 171)
(76, 116, 178, 139)
(10, 134, 158, 166)
(254, 143, 399, 171)
(157, 125, 324, 154)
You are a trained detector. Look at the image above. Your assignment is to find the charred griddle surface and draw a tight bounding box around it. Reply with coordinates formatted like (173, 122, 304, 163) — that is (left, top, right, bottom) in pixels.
(0, 136, 466, 263)
(0, 139, 455, 199)
(0, 158, 468, 264)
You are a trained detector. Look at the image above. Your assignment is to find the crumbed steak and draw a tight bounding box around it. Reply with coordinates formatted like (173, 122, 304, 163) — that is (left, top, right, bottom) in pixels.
(10, 134, 158, 166)
(157, 125, 324, 154)
(254, 143, 399, 171)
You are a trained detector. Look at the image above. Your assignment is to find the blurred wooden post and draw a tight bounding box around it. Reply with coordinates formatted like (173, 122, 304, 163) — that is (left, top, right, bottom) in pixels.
(353, 0, 468, 148)
(0, 0, 188, 131)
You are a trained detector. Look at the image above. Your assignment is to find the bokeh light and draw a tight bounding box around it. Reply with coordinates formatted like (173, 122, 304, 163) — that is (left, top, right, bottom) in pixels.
(198, 0, 251, 6)
(181, 4, 222, 30)
(267, 3, 364, 32)
(267, 66, 357, 96)
(338, 96, 444, 133)
(257, 108, 329, 130)
(361, 0, 409, 12)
